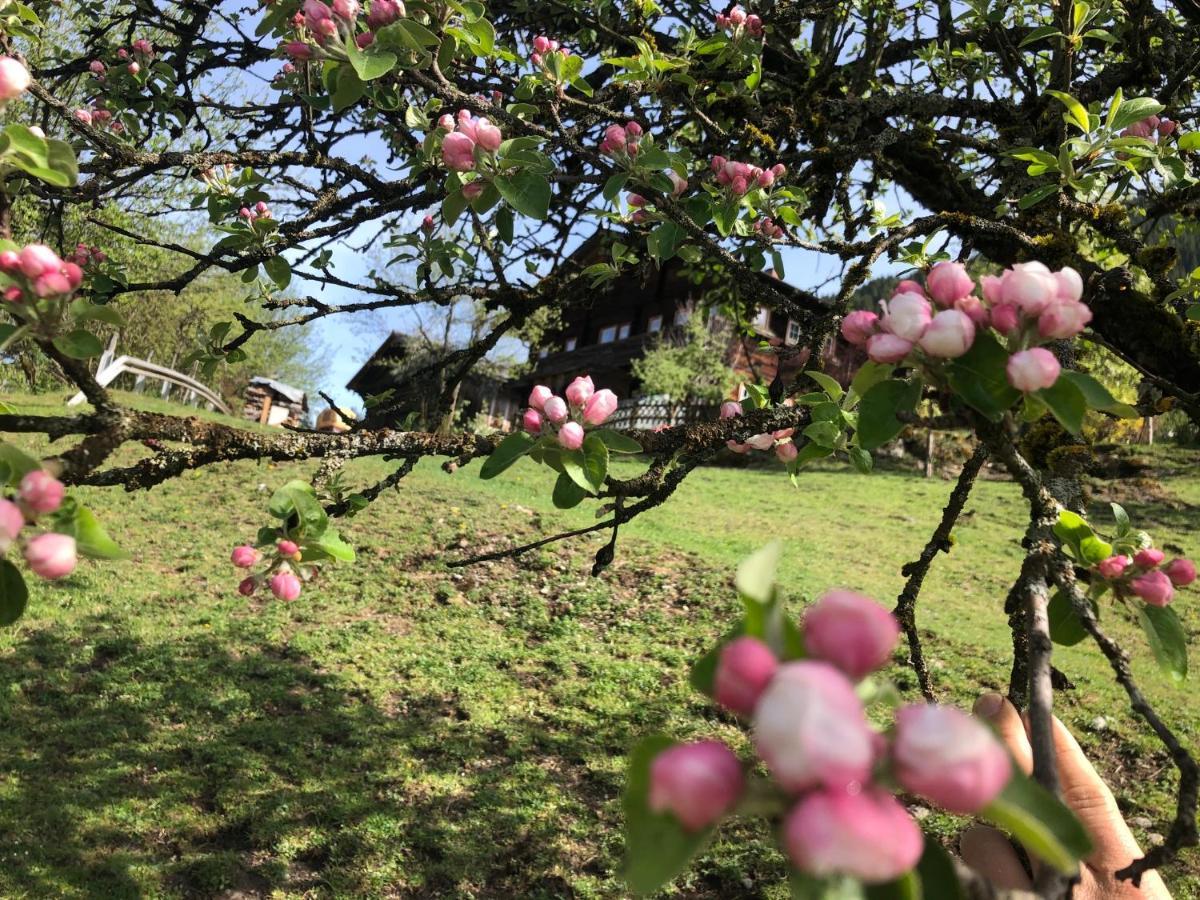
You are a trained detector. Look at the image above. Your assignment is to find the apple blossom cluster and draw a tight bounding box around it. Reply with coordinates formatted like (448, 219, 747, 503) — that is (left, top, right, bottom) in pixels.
(281, 0, 404, 62)
(626, 174, 688, 221)
(753, 216, 785, 240)
(715, 5, 764, 39)
(439, 109, 503, 175)
(529, 35, 569, 69)
(720, 400, 799, 463)
(0, 56, 31, 103)
(1122, 114, 1177, 141)
(238, 201, 274, 223)
(0, 244, 84, 305)
(841, 260, 1091, 392)
(598, 121, 644, 161)
(647, 590, 1011, 883)
(68, 243, 108, 269)
(1094, 549, 1196, 607)
(230, 539, 310, 601)
(710, 157, 785, 198)
(521, 377, 619, 450)
(1, 471, 78, 582)
(88, 39, 154, 81)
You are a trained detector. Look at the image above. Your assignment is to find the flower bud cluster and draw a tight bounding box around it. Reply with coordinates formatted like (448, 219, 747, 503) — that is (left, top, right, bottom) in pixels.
(715, 5, 764, 39)
(439, 108, 503, 174)
(710, 157, 785, 198)
(1094, 549, 1195, 607)
(230, 537, 315, 601)
(0, 470, 78, 582)
(522, 376, 618, 449)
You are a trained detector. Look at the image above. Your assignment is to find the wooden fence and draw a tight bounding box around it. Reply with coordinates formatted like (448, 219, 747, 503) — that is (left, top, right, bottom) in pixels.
(603, 397, 722, 431)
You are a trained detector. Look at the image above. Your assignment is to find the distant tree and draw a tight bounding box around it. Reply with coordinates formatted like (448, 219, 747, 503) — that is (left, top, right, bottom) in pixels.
(631, 316, 736, 417)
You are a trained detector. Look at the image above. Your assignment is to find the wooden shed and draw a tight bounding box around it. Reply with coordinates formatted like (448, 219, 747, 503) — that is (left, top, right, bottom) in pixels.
(242, 377, 308, 428)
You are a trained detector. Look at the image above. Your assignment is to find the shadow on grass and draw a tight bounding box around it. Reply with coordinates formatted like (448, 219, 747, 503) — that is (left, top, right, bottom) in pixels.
(0, 614, 773, 899)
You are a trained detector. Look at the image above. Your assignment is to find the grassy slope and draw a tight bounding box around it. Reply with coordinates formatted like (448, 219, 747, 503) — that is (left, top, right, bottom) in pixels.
(0, 390, 1197, 898)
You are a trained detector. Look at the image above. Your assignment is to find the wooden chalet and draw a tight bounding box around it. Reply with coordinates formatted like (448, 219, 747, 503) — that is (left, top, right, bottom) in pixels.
(242, 377, 308, 428)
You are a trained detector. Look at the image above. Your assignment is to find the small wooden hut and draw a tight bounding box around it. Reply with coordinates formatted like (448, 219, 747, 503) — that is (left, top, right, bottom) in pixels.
(242, 377, 308, 428)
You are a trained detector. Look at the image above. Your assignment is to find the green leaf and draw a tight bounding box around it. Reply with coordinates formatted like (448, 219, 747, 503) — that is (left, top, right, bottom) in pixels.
(331, 65, 365, 111)
(1111, 502, 1131, 535)
(592, 428, 642, 453)
(1019, 24, 1064, 46)
(805, 370, 843, 401)
(552, 471, 589, 509)
(1060, 371, 1137, 418)
(848, 446, 874, 474)
(803, 421, 841, 449)
(1137, 604, 1188, 682)
(1046, 89, 1092, 133)
(268, 480, 328, 538)
(865, 871, 921, 900)
(62, 505, 131, 560)
(69, 300, 124, 327)
(580, 434, 609, 491)
(309, 528, 356, 562)
(1019, 183, 1061, 210)
(1109, 97, 1165, 132)
(52, 330, 104, 359)
(602, 173, 629, 202)
(946, 332, 1020, 420)
(0, 559, 28, 626)
(846, 362, 894, 408)
(493, 172, 550, 220)
(735, 541, 781, 604)
(624, 736, 719, 895)
(856, 378, 921, 451)
(346, 42, 397, 80)
(561, 448, 597, 494)
(1036, 375, 1088, 434)
(4, 124, 48, 167)
(263, 255, 292, 290)
(0, 443, 42, 485)
(1048, 589, 1089, 646)
(983, 768, 1092, 873)
(646, 222, 684, 263)
(442, 188, 469, 226)
(914, 838, 967, 900)
(1052, 510, 1109, 563)
(479, 431, 535, 479)
(1178, 133, 1200, 153)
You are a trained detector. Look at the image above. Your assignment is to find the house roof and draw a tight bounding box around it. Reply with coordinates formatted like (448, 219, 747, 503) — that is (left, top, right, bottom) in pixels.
(249, 376, 307, 406)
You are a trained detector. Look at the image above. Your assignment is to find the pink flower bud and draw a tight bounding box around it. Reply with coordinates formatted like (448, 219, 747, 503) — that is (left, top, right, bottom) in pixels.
(356, 31, 375, 48)
(954, 294, 989, 327)
(583, 389, 618, 425)
(127, 62, 140, 75)
(627, 193, 647, 209)
(239, 207, 253, 220)
(719, 401, 743, 419)
(269, 571, 302, 601)
(710, 155, 726, 173)
(441, 131, 477, 172)
(238, 577, 258, 597)
(278, 540, 300, 556)
(624, 121, 643, 138)
(332, 0, 360, 20)
(283, 40, 313, 59)
(715, 13, 729, 28)
(925, 261, 975, 307)
(881, 291, 932, 341)
(542, 395, 568, 424)
(132, 39, 153, 56)
(437, 113, 455, 131)
(730, 175, 749, 196)
(421, 215, 435, 232)
(61, 262, 84, 289)
(1000, 261, 1057, 316)
(89, 60, 106, 75)
(668, 170, 688, 196)
(3, 286, 22, 302)
(1038, 300, 1092, 339)
(533, 35, 551, 54)
(990, 301, 1021, 334)
(1053, 266, 1084, 302)
(1096, 555, 1130, 579)
(528, 385, 553, 410)
(557, 421, 584, 450)
(117, 48, 129, 60)
(918, 308, 975, 358)
(838, 310, 879, 346)
(980, 274, 1003, 303)
(0, 57, 32, 102)
(303, 0, 333, 21)
(756, 169, 775, 188)
(231, 545, 261, 568)
(775, 441, 798, 463)
(803, 590, 899, 681)
(0, 250, 19, 274)
(865, 332, 913, 364)
(753, 661, 875, 791)
(19, 244, 63, 279)
(19, 470, 65, 515)
(783, 787, 923, 883)
(728, 5, 747, 25)
(1006, 348, 1060, 392)
(1131, 570, 1174, 607)
(1159, 118, 1177, 136)
(714, 636, 778, 716)
(892, 703, 1012, 813)
(745, 14, 763, 35)
(462, 181, 485, 201)
(1165, 558, 1196, 587)
(530, 52, 543, 66)
(25, 533, 77, 580)
(565, 375, 594, 407)
(367, 0, 404, 29)
(522, 408, 543, 435)
(648, 741, 743, 831)
(474, 118, 503, 152)
(603, 124, 626, 152)
(1134, 547, 1166, 569)
(0, 499, 24, 552)
(35, 272, 72, 298)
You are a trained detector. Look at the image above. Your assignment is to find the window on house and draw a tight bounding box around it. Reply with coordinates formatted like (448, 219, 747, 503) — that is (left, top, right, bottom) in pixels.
(674, 306, 691, 325)
(537, 347, 549, 359)
(617, 322, 631, 340)
(647, 315, 663, 333)
(565, 337, 577, 351)
(754, 306, 771, 327)
(599, 325, 618, 344)
(786, 319, 802, 345)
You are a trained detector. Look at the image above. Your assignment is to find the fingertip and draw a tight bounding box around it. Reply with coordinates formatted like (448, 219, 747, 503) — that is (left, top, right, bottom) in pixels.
(960, 824, 1033, 890)
(974, 691, 1033, 775)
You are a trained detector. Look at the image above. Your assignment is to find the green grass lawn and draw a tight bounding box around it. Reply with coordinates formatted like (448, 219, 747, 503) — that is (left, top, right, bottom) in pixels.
(1, 390, 1198, 898)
